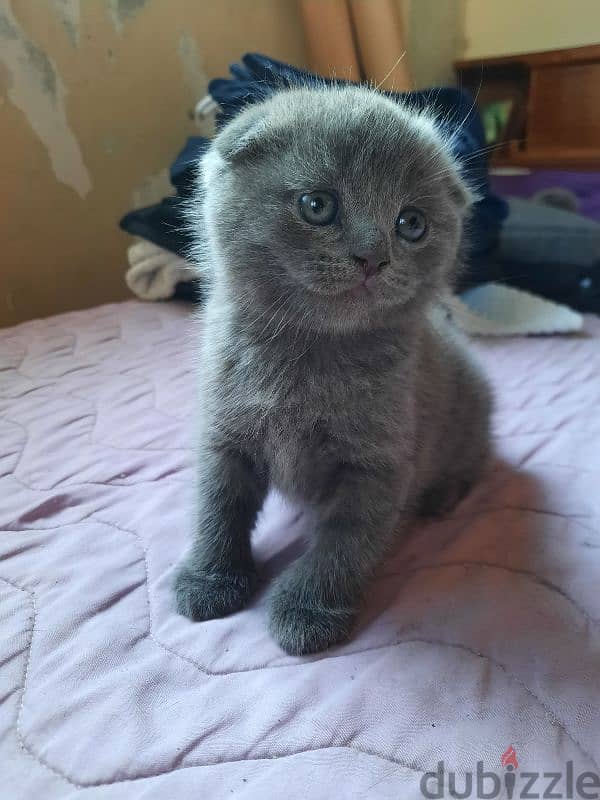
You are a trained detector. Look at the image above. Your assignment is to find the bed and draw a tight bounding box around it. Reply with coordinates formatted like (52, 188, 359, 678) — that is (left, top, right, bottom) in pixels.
(2, 300, 600, 799)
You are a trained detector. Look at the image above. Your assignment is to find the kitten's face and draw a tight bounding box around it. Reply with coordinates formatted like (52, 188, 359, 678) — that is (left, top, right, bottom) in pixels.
(200, 87, 471, 334)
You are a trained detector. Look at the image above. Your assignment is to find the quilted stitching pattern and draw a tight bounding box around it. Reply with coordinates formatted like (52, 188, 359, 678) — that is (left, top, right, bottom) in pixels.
(1, 301, 599, 799)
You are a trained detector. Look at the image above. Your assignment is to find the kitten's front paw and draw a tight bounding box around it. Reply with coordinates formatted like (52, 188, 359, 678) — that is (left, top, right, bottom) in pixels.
(268, 586, 356, 655)
(174, 563, 256, 621)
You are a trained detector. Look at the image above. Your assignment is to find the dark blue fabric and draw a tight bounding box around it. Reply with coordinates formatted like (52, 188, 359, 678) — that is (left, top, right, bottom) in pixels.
(119, 138, 209, 269)
(120, 52, 509, 290)
(169, 136, 210, 194)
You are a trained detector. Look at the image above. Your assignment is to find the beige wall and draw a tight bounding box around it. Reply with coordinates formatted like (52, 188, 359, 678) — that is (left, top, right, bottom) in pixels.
(401, 0, 462, 88)
(0, 0, 307, 327)
(460, 0, 600, 59)
(402, 0, 600, 84)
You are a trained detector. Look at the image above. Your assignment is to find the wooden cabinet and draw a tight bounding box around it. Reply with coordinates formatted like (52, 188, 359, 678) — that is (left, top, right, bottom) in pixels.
(455, 44, 600, 170)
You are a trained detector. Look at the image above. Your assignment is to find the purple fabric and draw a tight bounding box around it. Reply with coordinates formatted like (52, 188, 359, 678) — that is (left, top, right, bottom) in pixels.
(491, 169, 600, 221)
(1, 300, 600, 799)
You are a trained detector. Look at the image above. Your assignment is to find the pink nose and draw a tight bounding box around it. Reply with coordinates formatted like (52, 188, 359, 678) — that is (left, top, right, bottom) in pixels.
(354, 255, 389, 278)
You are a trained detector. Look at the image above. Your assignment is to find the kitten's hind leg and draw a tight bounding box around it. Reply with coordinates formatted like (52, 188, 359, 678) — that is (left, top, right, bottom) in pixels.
(417, 476, 474, 517)
(268, 464, 402, 655)
(418, 360, 492, 518)
(417, 439, 489, 518)
(174, 442, 267, 621)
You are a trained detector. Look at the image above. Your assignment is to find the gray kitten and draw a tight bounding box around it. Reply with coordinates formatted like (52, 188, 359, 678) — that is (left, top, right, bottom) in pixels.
(175, 85, 491, 655)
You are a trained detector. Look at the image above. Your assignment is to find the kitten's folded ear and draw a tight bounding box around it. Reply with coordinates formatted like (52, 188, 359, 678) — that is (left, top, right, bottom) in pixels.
(214, 105, 275, 164)
(446, 167, 478, 212)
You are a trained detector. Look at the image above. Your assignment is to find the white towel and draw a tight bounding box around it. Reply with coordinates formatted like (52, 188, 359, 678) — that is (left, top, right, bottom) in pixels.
(125, 240, 193, 301)
(449, 283, 583, 336)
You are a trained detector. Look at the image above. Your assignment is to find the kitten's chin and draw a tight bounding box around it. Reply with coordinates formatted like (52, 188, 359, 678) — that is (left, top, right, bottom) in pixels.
(303, 279, 378, 302)
(296, 288, 395, 334)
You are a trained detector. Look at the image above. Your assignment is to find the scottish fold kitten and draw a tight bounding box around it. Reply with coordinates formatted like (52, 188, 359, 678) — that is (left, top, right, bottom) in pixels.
(175, 85, 491, 655)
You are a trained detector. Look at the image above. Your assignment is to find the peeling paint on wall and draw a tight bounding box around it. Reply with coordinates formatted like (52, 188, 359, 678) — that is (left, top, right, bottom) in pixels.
(22, 40, 57, 99)
(177, 31, 208, 99)
(51, 0, 81, 47)
(131, 168, 172, 209)
(0, 0, 92, 197)
(108, 0, 148, 34)
(0, 8, 18, 39)
(1, 0, 309, 327)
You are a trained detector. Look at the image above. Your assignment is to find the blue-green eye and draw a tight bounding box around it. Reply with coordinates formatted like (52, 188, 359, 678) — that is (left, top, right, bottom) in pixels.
(396, 207, 427, 242)
(298, 191, 338, 226)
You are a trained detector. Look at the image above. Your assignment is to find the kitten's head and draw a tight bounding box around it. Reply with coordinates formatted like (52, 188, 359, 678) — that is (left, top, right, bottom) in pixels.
(197, 85, 473, 334)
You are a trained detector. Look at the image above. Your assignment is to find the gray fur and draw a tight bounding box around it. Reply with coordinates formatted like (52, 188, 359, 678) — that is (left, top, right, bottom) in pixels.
(174, 85, 492, 655)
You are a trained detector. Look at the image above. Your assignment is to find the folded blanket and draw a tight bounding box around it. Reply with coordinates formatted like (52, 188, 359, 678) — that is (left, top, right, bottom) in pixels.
(447, 283, 583, 336)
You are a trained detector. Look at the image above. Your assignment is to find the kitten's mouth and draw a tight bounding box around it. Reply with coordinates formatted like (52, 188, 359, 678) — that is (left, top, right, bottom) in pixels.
(350, 284, 370, 298)
(348, 276, 376, 298)
(304, 275, 378, 300)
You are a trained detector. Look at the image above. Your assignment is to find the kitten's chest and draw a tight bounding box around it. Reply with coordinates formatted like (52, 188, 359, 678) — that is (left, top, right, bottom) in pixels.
(264, 361, 407, 498)
(263, 395, 354, 501)
(222, 343, 360, 416)
(213, 337, 409, 485)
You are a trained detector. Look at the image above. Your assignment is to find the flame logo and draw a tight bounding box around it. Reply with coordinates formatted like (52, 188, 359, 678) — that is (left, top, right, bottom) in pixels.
(501, 745, 519, 770)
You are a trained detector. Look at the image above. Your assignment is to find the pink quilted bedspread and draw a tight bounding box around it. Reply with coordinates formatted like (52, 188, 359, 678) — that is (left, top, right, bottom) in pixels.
(2, 301, 600, 800)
